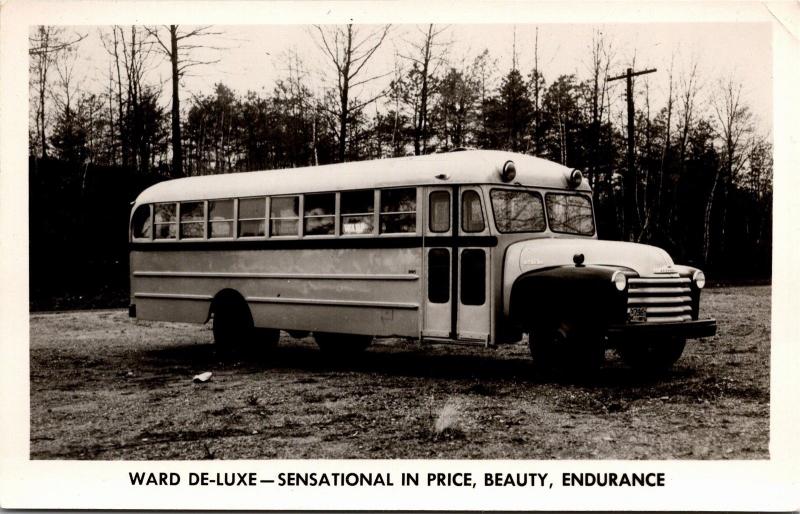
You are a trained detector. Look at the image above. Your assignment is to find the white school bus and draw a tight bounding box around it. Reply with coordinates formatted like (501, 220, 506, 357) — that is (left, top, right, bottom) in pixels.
(129, 149, 716, 369)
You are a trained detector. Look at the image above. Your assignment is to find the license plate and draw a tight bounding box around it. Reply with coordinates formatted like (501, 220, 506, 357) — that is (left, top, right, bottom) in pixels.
(628, 307, 647, 323)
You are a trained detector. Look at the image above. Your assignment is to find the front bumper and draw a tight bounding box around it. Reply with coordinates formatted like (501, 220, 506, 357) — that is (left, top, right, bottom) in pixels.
(606, 318, 717, 339)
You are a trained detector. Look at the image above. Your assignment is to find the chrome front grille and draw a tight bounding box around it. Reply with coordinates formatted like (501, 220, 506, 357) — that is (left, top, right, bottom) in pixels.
(627, 276, 693, 323)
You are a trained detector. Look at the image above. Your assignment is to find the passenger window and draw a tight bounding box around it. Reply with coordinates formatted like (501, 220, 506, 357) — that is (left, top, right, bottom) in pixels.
(429, 191, 450, 233)
(270, 196, 299, 236)
(180, 201, 205, 239)
(304, 193, 335, 236)
(153, 203, 177, 239)
(208, 199, 234, 238)
(380, 188, 416, 234)
(461, 190, 485, 233)
(238, 197, 266, 237)
(428, 248, 450, 303)
(131, 204, 151, 239)
(341, 190, 375, 235)
(460, 249, 486, 305)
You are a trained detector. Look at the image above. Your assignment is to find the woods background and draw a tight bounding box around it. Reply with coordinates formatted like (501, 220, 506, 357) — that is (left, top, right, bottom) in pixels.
(28, 24, 772, 310)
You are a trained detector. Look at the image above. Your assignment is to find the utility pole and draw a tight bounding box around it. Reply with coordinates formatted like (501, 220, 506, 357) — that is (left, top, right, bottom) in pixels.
(608, 67, 656, 239)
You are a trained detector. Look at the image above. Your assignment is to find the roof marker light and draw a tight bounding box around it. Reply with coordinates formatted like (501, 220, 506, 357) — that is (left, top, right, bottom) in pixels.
(567, 169, 583, 188)
(500, 160, 516, 182)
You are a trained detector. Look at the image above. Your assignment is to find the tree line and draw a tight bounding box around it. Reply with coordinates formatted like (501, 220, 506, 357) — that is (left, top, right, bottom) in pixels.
(29, 25, 772, 276)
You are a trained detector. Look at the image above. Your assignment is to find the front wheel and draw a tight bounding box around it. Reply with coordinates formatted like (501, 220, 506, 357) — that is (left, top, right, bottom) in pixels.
(617, 337, 686, 370)
(529, 320, 604, 373)
(314, 332, 372, 355)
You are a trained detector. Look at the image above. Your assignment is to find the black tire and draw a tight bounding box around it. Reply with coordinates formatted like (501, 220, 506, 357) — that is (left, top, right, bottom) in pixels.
(528, 323, 563, 370)
(529, 320, 604, 373)
(314, 332, 372, 355)
(212, 293, 278, 353)
(618, 337, 686, 370)
(287, 330, 311, 339)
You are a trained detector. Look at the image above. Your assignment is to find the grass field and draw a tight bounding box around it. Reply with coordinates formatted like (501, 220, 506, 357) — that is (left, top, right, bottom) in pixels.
(29, 285, 770, 460)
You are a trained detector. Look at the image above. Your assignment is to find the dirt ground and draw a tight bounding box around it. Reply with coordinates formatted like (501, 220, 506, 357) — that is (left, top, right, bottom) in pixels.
(29, 285, 770, 460)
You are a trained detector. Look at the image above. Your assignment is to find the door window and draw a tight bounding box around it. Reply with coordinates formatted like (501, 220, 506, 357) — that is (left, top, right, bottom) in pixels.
(427, 249, 450, 303)
(461, 190, 485, 232)
(460, 249, 486, 305)
(429, 191, 450, 233)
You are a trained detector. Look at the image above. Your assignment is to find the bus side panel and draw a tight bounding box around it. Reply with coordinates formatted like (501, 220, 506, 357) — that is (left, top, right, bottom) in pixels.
(250, 303, 418, 337)
(130, 246, 422, 337)
(135, 297, 211, 323)
(130, 251, 212, 323)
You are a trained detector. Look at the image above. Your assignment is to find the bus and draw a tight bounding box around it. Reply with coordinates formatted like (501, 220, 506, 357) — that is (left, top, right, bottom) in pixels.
(129, 149, 716, 370)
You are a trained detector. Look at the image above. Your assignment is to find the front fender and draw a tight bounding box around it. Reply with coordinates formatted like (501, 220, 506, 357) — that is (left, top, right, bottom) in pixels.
(508, 265, 632, 329)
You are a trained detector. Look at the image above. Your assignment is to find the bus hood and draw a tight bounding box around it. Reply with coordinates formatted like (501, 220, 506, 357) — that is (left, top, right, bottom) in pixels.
(505, 238, 675, 278)
(502, 238, 677, 317)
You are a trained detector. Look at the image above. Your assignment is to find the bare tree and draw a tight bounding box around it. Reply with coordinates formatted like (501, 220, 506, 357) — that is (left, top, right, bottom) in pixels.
(471, 49, 498, 148)
(654, 57, 675, 233)
(28, 26, 86, 158)
(528, 27, 544, 155)
(48, 44, 85, 164)
(584, 29, 614, 186)
(676, 61, 699, 164)
(114, 26, 159, 172)
(146, 25, 223, 177)
(51, 45, 81, 119)
(401, 24, 448, 155)
(100, 27, 127, 165)
(313, 24, 391, 162)
(660, 59, 700, 234)
(387, 51, 408, 156)
(703, 76, 753, 262)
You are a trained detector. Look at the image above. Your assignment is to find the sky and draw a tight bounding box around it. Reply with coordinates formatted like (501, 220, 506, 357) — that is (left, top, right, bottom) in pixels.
(56, 22, 772, 135)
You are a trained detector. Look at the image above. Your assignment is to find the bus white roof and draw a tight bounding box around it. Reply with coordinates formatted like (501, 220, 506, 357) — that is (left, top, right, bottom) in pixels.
(134, 150, 591, 205)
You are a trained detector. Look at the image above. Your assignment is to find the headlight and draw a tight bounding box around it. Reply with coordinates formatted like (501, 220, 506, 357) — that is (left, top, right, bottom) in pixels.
(611, 271, 627, 291)
(693, 270, 706, 289)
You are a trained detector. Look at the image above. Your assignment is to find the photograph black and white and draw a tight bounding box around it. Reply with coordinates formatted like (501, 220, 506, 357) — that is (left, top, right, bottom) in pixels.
(25, 20, 773, 461)
(3, 1, 799, 510)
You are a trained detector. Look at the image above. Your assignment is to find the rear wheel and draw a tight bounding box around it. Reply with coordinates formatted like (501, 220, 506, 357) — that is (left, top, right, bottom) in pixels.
(212, 293, 278, 353)
(314, 332, 372, 355)
(618, 337, 686, 370)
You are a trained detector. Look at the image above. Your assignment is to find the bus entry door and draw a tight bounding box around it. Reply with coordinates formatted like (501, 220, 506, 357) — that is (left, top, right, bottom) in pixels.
(422, 187, 452, 339)
(455, 187, 491, 342)
(422, 186, 491, 342)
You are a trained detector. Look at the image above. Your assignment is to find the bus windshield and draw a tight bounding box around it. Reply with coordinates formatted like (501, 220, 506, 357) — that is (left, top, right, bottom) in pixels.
(545, 193, 595, 235)
(490, 188, 595, 235)
(490, 189, 546, 233)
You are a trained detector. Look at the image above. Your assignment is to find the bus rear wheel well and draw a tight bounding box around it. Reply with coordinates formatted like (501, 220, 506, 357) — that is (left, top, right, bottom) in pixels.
(208, 288, 248, 323)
